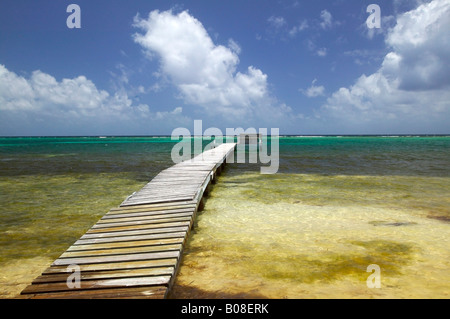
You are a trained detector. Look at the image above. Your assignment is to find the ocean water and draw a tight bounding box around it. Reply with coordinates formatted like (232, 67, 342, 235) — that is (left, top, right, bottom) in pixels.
(0, 136, 449, 298)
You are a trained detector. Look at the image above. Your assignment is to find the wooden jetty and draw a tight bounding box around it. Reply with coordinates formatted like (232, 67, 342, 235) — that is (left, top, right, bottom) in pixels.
(238, 133, 261, 145)
(20, 143, 237, 299)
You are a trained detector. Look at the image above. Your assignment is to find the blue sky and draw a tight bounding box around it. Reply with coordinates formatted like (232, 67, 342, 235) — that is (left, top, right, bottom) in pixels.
(0, 0, 449, 135)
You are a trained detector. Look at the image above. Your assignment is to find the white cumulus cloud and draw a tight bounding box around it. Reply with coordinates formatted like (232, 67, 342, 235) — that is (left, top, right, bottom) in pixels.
(316, 48, 327, 57)
(132, 9, 294, 126)
(268, 16, 287, 29)
(322, 0, 450, 133)
(0, 65, 189, 135)
(289, 20, 308, 37)
(302, 79, 325, 98)
(320, 10, 333, 29)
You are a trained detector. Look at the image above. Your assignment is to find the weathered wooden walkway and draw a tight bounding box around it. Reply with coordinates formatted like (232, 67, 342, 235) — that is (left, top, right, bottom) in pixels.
(20, 143, 237, 299)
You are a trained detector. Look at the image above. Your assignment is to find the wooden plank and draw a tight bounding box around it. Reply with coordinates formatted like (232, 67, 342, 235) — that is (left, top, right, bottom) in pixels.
(133, 189, 200, 195)
(98, 212, 194, 224)
(137, 187, 200, 192)
(21, 276, 171, 294)
(73, 231, 187, 245)
(130, 191, 199, 196)
(157, 169, 211, 173)
(66, 238, 184, 252)
(148, 176, 206, 180)
(123, 194, 195, 201)
(79, 228, 189, 242)
(165, 169, 215, 172)
(129, 187, 200, 193)
(125, 193, 197, 199)
(148, 177, 205, 181)
(143, 180, 202, 184)
(141, 184, 202, 189)
(42, 259, 178, 274)
(175, 162, 215, 166)
(59, 244, 182, 258)
(132, 191, 200, 196)
(146, 179, 205, 185)
(152, 174, 207, 179)
(86, 220, 191, 234)
(51, 251, 180, 266)
(92, 216, 193, 229)
(106, 206, 195, 216)
(113, 202, 197, 212)
(160, 169, 209, 173)
(150, 175, 208, 181)
(121, 197, 194, 206)
(125, 194, 197, 201)
(21, 286, 167, 299)
(164, 168, 214, 173)
(131, 193, 199, 199)
(82, 224, 191, 238)
(33, 267, 175, 284)
(95, 215, 194, 226)
(135, 184, 201, 189)
(100, 213, 193, 224)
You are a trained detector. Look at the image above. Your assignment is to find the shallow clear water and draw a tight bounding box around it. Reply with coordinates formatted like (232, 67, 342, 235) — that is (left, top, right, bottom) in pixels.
(0, 136, 449, 298)
(0, 136, 174, 298)
(170, 172, 450, 298)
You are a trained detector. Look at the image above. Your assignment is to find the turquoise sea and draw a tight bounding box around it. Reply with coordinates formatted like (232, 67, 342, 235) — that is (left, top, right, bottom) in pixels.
(0, 136, 449, 298)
